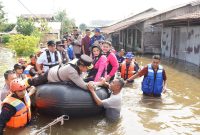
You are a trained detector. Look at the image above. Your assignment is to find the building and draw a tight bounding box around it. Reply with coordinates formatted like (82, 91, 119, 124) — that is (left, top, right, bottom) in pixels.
(102, 8, 159, 53)
(102, 0, 200, 58)
(20, 14, 55, 22)
(153, 11, 200, 66)
(20, 14, 61, 43)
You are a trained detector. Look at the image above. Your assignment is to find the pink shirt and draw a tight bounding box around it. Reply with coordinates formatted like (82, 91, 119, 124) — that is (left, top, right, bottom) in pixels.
(107, 52, 119, 77)
(94, 55, 107, 82)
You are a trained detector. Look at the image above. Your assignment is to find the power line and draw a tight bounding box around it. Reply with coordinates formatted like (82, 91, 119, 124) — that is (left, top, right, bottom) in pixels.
(17, 0, 36, 17)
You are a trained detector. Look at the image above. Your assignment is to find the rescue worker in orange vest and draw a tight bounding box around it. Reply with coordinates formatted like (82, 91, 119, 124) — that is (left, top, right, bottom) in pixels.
(120, 52, 139, 82)
(0, 79, 31, 134)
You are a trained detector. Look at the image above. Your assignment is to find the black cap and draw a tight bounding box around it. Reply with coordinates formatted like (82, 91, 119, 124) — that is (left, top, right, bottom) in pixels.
(79, 54, 93, 69)
(14, 64, 23, 70)
(47, 40, 55, 46)
(56, 41, 62, 45)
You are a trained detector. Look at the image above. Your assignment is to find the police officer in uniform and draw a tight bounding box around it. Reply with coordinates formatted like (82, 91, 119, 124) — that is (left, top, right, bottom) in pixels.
(36, 40, 62, 74)
(27, 54, 104, 90)
(56, 41, 69, 64)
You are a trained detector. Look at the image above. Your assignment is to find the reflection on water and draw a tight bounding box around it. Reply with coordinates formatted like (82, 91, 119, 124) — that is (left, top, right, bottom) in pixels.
(0, 50, 200, 135)
(0, 47, 16, 88)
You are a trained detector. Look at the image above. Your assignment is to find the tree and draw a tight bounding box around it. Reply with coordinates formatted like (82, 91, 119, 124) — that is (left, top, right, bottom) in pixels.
(0, 23, 15, 32)
(79, 23, 87, 31)
(16, 17, 35, 36)
(0, 1, 11, 32)
(8, 34, 39, 56)
(0, 1, 6, 25)
(54, 10, 76, 36)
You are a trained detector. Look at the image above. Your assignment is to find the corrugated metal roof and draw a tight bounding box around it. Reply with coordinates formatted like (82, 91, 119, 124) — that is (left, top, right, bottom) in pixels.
(170, 11, 200, 20)
(102, 0, 200, 34)
(152, 11, 200, 24)
(191, 0, 200, 6)
(101, 8, 157, 34)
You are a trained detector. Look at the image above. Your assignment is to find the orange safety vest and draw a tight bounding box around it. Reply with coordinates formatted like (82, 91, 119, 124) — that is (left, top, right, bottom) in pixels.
(120, 61, 135, 80)
(3, 92, 31, 128)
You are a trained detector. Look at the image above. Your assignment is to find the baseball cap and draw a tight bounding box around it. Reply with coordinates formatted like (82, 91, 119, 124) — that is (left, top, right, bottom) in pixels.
(125, 52, 134, 59)
(94, 28, 100, 33)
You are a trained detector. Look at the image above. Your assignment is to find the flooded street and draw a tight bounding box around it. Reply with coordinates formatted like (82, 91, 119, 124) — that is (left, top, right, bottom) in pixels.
(0, 49, 200, 135)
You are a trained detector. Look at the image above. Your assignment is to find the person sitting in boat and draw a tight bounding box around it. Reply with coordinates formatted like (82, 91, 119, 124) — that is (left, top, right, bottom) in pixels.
(102, 41, 119, 82)
(13, 64, 27, 80)
(36, 40, 62, 74)
(88, 77, 125, 121)
(28, 55, 37, 71)
(27, 54, 102, 90)
(0, 70, 17, 102)
(0, 79, 32, 134)
(56, 41, 69, 64)
(120, 52, 139, 82)
(85, 45, 107, 82)
(126, 55, 167, 97)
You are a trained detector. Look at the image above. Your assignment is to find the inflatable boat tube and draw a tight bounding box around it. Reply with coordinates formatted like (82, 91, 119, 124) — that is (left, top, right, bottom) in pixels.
(34, 83, 110, 117)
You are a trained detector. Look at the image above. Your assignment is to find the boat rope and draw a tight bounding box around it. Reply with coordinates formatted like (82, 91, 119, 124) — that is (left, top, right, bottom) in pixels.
(31, 115, 69, 135)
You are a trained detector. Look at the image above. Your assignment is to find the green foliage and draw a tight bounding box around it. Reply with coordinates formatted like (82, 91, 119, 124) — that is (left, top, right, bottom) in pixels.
(38, 19, 50, 33)
(8, 34, 39, 56)
(0, 23, 15, 32)
(16, 17, 36, 36)
(2, 34, 10, 44)
(79, 23, 87, 31)
(0, 1, 6, 25)
(54, 9, 76, 35)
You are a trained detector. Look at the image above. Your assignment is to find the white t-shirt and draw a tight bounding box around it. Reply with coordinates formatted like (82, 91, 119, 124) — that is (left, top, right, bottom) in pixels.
(102, 92, 122, 120)
(37, 50, 61, 72)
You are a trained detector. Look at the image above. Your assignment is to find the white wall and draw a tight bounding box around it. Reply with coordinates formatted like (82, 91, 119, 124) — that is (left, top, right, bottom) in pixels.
(161, 27, 171, 57)
(185, 26, 200, 66)
(161, 26, 200, 66)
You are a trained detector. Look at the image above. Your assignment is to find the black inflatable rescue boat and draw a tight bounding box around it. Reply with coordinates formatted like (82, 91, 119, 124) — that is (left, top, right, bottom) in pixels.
(34, 83, 110, 117)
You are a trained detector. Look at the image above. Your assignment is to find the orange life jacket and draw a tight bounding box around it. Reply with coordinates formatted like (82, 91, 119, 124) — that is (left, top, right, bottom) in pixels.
(120, 61, 135, 80)
(3, 92, 31, 128)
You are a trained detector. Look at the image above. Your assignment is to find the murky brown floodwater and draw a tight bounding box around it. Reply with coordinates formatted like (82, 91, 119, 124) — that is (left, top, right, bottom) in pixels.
(0, 48, 200, 135)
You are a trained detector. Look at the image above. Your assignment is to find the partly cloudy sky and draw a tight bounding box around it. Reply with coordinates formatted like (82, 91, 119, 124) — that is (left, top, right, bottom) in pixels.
(1, 0, 194, 25)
